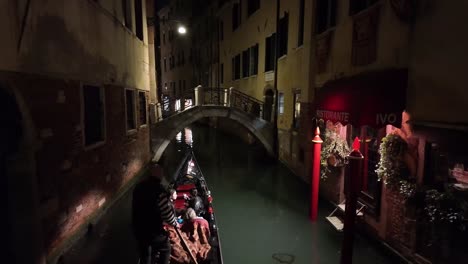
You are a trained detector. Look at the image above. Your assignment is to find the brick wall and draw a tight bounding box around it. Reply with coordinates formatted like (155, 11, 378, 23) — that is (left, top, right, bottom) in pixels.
(385, 187, 416, 255)
(3, 71, 150, 256)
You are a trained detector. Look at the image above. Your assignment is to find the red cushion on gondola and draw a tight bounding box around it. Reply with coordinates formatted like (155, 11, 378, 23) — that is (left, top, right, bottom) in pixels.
(177, 183, 196, 191)
(174, 198, 186, 210)
(177, 191, 191, 198)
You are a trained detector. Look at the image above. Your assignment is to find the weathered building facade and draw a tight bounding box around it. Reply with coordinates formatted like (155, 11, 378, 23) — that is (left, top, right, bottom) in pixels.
(158, 0, 196, 101)
(217, 0, 316, 181)
(1, 0, 156, 263)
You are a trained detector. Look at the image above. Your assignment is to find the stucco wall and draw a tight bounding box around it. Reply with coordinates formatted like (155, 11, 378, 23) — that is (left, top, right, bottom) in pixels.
(0, 0, 150, 90)
(408, 0, 468, 124)
(219, 0, 276, 100)
(158, 1, 195, 97)
(315, 0, 409, 88)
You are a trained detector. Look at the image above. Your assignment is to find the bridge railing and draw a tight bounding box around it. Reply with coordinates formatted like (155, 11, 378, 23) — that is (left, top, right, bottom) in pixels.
(229, 88, 263, 118)
(154, 86, 264, 121)
(158, 88, 196, 120)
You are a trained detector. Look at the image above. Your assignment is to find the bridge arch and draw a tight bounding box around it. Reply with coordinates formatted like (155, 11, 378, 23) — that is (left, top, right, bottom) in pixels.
(150, 105, 274, 162)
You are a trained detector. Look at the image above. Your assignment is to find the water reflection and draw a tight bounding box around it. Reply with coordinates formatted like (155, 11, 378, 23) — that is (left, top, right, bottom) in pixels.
(175, 127, 193, 147)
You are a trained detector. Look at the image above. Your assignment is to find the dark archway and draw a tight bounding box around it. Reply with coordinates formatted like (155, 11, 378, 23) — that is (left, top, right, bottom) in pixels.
(1, 85, 45, 264)
(263, 89, 274, 122)
(1, 87, 22, 263)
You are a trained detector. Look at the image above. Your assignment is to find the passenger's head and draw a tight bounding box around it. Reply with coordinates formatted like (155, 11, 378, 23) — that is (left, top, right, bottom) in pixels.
(185, 208, 197, 220)
(168, 188, 177, 201)
(149, 163, 164, 180)
(191, 188, 198, 196)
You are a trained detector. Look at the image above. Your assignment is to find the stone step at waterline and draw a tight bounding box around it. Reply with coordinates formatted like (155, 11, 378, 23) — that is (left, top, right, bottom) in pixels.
(326, 216, 344, 232)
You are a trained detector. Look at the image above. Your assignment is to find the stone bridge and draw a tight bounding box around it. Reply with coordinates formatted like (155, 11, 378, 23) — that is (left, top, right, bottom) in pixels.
(150, 105, 275, 161)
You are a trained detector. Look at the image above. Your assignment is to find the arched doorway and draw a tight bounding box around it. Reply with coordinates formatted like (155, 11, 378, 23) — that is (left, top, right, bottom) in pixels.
(1, 88, 22, 263)
(1, 85, 45, 263)
(263, 89, 274, 122)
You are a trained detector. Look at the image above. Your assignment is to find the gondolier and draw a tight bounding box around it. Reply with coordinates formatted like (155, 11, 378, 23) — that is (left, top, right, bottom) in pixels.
(132, 163, 179, 264)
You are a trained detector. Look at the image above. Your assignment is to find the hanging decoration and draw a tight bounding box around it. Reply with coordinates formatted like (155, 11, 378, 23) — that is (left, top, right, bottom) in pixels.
(320, 128, 350, 179)
(375, 133, 416, 197)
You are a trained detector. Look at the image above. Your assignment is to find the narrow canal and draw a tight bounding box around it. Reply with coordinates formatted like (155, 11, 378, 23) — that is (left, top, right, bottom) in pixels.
(64, 120, 399, 264)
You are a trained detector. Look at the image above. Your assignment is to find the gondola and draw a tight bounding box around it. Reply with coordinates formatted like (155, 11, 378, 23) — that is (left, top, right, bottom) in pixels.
(168, 150, 224, 264)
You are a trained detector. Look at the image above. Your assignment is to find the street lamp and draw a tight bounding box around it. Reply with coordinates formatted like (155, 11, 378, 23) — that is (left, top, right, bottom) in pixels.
(177, 25, 187, 35)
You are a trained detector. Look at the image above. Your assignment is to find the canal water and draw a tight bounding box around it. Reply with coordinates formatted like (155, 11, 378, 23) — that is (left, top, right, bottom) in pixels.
(64, 120, 399, 264)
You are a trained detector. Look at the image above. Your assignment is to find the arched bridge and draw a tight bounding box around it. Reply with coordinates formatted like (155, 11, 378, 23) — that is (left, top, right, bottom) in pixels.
(150, 87, 275, 161)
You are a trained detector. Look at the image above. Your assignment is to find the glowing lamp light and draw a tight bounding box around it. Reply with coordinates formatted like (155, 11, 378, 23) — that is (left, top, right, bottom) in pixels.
(207, 196, 213, 203)
(352, 137, 360, 151)
(178, 26, 187, 35)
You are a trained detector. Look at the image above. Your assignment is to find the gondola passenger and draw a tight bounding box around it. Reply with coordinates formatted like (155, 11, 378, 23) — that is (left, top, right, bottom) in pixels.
(188, 189, 205, 216)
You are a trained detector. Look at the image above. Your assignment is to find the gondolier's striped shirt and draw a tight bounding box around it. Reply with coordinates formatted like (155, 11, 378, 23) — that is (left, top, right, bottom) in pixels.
(158, 193, 177, 226)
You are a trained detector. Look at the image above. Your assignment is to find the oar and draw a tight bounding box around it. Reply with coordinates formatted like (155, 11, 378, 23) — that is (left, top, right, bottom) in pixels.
(175, 227, 199, 264)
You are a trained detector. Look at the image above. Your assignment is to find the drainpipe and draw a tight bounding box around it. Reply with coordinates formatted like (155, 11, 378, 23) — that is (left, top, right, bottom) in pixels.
(272, 0, 280, 158)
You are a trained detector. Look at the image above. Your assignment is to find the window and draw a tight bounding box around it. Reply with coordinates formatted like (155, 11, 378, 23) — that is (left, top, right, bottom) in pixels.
(220, 64, 224, 83)
(232, 3, 240, 31)
(219, 20, 224, 41)
(164, 58, 167, 72)
(169, 30, 174, 41)
(82, 85, 105, 147)
(242, 48, 250, 78)
(138, 91, 147, 126)
(349, 0, 377, 15)
(232, 54, 241, 80)
(250, 43, 259, 75)
(170, 55, 174, 69)
(247, 0, 260, 16)
(122, 0, 132, 31)
(125, 89, 136, 131)
(316, 0, 337, 34)
(278, 12, 289, 57)
(135, 0, 143, 41)
(293, 92, 301, 128)
(278, 92, 284, 115)
(265, 33, 276, 72)
(298, 0, 305, 46)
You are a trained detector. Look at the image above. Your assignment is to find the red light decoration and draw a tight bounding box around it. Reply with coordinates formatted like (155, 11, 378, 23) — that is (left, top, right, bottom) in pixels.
(352, 137, 360, 151)
(207, 196, 213, 203)
(208, 207, 213, 214)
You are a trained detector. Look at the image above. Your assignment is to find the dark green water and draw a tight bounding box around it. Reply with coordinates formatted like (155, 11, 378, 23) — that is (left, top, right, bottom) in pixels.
(65, 121, 398, 264)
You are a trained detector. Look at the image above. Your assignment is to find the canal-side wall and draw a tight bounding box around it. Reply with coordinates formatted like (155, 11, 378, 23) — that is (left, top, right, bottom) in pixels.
(0, 71, 151, 262)
(0, 0, 154, 262)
